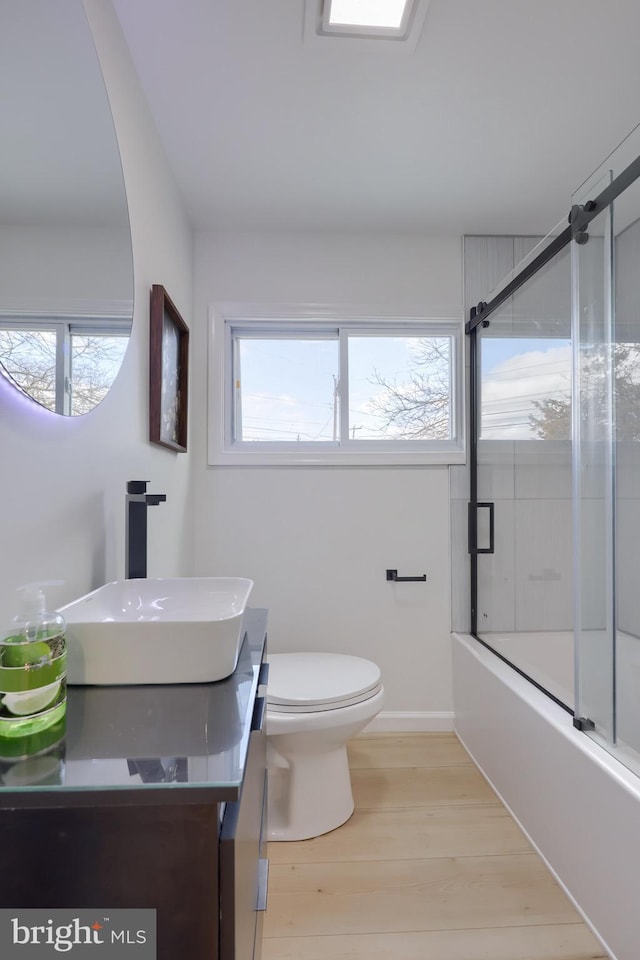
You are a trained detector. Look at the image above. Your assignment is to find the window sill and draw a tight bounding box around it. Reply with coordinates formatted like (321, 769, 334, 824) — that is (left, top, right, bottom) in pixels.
(208, 446, 466, 467)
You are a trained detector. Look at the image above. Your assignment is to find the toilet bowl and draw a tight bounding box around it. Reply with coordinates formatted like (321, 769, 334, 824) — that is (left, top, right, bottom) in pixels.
(266, 652, 384, 841)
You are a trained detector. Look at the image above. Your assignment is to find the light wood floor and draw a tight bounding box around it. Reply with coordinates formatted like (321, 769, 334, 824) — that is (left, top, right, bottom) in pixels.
(262, 733, 608, 960)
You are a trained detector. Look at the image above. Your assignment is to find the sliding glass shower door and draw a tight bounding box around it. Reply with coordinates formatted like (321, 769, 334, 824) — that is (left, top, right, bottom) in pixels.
(472, 238, 573, 707)
(468, 124, 640, 773)
(570, 127, 640, 772)
(571, 183, 615, 742)
(612, 173, 640, 765)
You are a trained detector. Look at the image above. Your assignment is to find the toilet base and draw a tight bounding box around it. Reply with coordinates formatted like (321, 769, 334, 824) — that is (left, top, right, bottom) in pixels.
(267, 741, 354, 841)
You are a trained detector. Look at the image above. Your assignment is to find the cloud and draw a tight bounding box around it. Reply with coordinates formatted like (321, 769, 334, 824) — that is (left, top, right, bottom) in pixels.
(481, 344, 571, 439)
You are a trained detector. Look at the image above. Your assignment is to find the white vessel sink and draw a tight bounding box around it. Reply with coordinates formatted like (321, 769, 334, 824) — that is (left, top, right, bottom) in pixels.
(60, 577, 254, 686)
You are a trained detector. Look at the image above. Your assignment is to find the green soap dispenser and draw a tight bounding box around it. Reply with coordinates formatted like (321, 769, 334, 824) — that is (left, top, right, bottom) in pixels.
(0, 583, 67, 757)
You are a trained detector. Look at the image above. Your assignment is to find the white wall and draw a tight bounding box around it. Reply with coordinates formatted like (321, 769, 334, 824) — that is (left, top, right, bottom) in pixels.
(0, 0, 194, 622)
(193, 231, 463, 719)
(0, 225, 132, 305)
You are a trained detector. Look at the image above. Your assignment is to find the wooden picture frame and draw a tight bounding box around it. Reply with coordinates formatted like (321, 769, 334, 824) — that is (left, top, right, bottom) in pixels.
(149, 284, 189, 452)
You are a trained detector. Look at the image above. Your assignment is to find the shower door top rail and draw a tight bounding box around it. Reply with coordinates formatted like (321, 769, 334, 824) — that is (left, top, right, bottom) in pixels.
(466, 147, 640, 335)
(465, 226, 571, 333)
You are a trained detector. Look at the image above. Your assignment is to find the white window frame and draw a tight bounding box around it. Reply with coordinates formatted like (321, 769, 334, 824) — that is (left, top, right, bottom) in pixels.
(208, 303, 465, 466)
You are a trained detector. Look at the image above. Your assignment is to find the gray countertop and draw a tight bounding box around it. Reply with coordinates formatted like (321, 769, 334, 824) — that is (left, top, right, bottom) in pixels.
(0, 608, 267, 808)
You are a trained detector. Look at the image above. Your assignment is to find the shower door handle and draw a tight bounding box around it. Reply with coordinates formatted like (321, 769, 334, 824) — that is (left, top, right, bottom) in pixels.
(468, 501, 495, 555)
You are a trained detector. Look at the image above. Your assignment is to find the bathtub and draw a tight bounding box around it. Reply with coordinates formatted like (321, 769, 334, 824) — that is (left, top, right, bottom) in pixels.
(452, 631, 640, 960)
(474, 630, 574, 708)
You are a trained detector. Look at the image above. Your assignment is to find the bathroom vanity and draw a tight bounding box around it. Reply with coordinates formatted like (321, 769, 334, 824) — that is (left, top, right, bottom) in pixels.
(0, 609, 269, 960)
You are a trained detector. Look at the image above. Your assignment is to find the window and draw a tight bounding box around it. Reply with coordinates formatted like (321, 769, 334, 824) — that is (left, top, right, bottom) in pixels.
(0, 317, 131, 415)
(209, 310, 464, 465)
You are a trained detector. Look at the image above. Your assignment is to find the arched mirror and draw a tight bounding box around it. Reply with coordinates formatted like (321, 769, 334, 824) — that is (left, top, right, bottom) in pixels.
(0, 0, 134, 415)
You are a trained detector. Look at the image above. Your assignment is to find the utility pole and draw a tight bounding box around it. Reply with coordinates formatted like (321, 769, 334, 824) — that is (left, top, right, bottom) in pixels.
(332, 375, 339, 441)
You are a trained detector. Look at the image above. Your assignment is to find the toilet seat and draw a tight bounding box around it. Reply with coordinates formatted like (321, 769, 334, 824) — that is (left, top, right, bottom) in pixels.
(267, 653, 382, 713)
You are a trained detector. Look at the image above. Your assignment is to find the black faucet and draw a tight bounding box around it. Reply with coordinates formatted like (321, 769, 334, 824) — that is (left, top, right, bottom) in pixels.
(125, 480, 167, 579)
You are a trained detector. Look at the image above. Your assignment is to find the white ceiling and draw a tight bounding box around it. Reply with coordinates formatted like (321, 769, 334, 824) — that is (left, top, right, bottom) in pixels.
(4, 1, 640, 237)
(110, 0, 640, 237)
(3, 0, 640, 237)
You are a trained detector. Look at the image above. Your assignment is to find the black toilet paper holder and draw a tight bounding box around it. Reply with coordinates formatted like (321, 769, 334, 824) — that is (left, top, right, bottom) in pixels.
(386, 569, 427, 583)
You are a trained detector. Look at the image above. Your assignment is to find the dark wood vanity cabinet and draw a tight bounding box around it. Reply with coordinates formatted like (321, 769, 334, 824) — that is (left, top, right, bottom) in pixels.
(0, 609, 269, 960)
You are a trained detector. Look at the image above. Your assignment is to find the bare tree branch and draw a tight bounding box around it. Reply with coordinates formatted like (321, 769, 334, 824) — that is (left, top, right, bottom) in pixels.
(366, 338, 451, 439)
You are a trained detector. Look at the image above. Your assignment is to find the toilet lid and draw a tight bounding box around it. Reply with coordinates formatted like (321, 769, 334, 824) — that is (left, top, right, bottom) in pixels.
(267, 653, 382, 712)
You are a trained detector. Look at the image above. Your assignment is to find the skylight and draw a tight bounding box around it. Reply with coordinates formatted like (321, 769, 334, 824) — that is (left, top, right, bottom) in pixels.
(327, 0, 410, 30)
(304, 0, 430, 51)
(322, 0, 415, 37)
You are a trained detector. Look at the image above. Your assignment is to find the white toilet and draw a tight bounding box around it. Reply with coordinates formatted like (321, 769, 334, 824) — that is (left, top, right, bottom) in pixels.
(266, 652, 384, 841)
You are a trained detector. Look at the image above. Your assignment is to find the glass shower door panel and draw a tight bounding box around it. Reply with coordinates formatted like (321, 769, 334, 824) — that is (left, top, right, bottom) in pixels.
(612, 176, 640, 761)
(572, 196, 615, 742)
(476, 245, 572, 707)
(476, 299, 516, 640)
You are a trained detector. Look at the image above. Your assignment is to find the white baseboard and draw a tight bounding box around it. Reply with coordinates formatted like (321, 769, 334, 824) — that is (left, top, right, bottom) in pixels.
(363, 711, 455, 733)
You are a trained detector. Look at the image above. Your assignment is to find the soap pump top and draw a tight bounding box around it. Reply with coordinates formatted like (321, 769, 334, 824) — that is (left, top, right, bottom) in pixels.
(5, 581, 66, 644)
